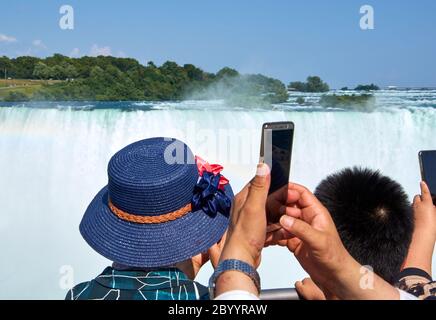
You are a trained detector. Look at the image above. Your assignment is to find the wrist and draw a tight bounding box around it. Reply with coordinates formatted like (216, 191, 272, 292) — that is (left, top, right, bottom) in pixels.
(219, 235, 260, 268)
(321, 248, 357, 295)
(403, 232, 434, 274)
(210, 259, 261, 298)
(324, 253, 400, 300)
(215, 270, 258, 297)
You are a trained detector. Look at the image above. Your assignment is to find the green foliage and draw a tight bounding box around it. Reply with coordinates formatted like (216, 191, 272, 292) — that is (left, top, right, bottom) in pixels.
(10, 56, 40, 79)
(0, 54, 289, 103)
(183, 64, 207, 81)
(354, 83, 380, 91)
(3, 91, 30, 102)
(31, 61, 78, 80)
(288, 81, 306, 92)
(185, 73, 289, 104)
(288, 76, 329, 92)
(33, 62, 51, 79)
(0, 56, 13, 78)
(216, 67, 239, 79)
(319, 94, 376, 111)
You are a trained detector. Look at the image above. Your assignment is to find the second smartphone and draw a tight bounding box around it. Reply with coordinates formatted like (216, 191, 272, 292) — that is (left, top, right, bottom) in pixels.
(419, 150, 436, 203)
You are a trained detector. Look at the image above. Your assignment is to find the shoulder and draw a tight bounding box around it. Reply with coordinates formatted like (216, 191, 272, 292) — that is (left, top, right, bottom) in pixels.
(395, 267, 436, 300)
(192, 281, 210, 300)
(65, 281, 92, 300)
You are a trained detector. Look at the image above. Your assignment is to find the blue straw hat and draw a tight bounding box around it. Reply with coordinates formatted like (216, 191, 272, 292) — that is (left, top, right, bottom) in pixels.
(80, 137, 233, 267)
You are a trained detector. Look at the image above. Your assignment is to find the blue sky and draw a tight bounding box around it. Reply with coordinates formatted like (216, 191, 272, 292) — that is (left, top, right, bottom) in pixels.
(1, 0, 436, 88)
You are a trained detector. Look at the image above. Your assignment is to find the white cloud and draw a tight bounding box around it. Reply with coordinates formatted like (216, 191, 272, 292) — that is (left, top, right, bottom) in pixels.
(117, 51, 126, 58)
(89, 44, 112, 57)
(0, 33, 17, 43)
(32, 39, 47, 49)
(69, 47, 80, 57)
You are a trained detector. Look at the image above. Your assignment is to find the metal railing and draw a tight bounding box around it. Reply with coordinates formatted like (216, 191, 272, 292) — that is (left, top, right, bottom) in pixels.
(259, 288, 300, 300)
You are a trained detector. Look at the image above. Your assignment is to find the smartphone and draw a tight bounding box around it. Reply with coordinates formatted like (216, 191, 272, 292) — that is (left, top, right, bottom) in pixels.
(260, 122, 294, 194)
(419, 150, 436, 203)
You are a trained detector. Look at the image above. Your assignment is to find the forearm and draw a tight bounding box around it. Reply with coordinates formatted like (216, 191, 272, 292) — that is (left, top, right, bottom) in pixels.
(214, 235, 261, 297)
(403, 231, 435, 275)
(215, 271, 258, 297)
(325, 255, 400, 300)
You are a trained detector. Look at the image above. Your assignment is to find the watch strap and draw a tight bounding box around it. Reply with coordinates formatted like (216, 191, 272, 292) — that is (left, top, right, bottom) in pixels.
(209, 259, 260, 299)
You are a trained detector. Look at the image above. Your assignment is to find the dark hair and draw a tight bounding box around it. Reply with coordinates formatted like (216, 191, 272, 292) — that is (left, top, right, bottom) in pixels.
(315, 167, 413, 284)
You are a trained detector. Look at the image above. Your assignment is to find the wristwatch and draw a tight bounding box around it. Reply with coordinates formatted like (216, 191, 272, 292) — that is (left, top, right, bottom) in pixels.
(208, 259, 261, 299)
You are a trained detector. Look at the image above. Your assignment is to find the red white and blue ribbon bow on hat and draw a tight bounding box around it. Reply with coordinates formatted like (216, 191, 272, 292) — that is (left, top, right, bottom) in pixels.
(192, 156, 231, 216)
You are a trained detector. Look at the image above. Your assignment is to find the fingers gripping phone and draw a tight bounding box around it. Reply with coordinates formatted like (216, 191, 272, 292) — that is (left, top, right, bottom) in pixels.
(419, 150, 436, 204)
(260, 122, 294, 195)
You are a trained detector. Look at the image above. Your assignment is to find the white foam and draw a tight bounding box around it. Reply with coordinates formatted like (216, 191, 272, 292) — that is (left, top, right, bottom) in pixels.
(0, 94, 435, 298)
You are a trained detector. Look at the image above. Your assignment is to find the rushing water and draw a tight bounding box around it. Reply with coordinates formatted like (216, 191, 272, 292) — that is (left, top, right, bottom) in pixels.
(0, 90, 435, 299)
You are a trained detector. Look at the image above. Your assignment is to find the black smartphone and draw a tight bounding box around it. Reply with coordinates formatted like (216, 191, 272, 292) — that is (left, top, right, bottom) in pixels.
(419, 150, 436, 203)
(260, 122, 294, 194)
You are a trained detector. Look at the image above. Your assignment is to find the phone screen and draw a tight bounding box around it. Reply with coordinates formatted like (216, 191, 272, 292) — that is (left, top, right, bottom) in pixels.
(261, 122, 294, 194)
(420, 150, 436, 201)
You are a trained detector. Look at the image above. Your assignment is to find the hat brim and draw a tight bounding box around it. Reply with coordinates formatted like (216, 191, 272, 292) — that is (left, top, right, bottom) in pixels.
(79, 184, 233, 268)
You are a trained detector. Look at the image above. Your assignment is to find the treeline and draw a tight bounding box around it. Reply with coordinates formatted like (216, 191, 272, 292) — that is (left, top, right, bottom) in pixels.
(0, 54, 288, 103)
(288, 76, 330, 93)
(319, 94, 376, 111)
(288, 76, 380, 93)
(341, 83, 380, 91)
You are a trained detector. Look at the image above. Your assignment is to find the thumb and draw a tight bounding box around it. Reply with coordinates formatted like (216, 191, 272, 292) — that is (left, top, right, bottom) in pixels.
(280, 215, 323, 248)
(244, 163, 271, 209)
(420, 181, 432, 203)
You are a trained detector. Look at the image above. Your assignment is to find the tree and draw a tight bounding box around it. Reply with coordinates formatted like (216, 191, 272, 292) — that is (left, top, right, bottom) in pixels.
(183, 64, 205, 81)
(147, 61, 157, 68)
(90, 66, 104, 78)
(0, 56, 12, 78)
(111, 58, 140, 73)
(45, 53, 70, 66)
(288, 76, 329, 92)
(288, 81, 306, 92)
(64, 64, 78, 79)
(354, 83, 380, 91)
(51, 65, 68, 80)
(216, 67, 239, 79)
(11, 56, 40, 78)
(1, 53, 290, 103)
(159, 61, 189, 99)
(306, 76, 329, 92)
(32, 62, 53, 79)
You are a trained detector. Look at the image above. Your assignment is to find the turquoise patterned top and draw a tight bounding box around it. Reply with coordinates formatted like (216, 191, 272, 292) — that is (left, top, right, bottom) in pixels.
(65, 266, 209, 300)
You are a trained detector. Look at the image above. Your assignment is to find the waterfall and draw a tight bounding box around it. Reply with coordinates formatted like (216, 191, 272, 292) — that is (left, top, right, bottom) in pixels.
(0, 99, 435, 298)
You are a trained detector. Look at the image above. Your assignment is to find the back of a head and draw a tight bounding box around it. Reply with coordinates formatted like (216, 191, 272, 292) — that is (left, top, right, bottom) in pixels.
(314, 167, 413, 284)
